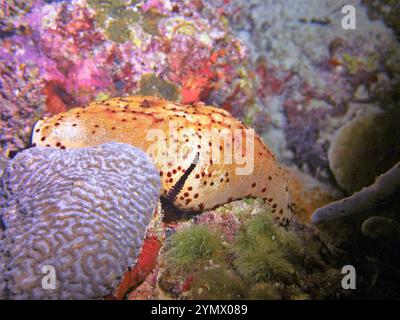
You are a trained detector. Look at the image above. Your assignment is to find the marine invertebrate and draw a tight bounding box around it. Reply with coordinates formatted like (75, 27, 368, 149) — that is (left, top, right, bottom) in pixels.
(312, 161, 400, 225)
(31, 95, 292, 223)
(0, 142, 160, 299)
(1, 0, 256, 161)
(328, 106, 400, 193)
(311, 161, 400, 252)
(285, 166, 340, 223)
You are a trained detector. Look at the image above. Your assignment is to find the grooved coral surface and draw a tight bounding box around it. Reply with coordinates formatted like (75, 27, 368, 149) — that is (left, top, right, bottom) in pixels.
(0, 142, 160, 299)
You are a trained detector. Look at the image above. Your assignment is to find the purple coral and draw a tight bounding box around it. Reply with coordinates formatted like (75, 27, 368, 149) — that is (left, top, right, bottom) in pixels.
(312, 161, 400, 225)
(0, 142, 160, 299)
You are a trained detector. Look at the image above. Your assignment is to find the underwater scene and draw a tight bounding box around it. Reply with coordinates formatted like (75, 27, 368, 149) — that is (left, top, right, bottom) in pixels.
(0, 0, 400, 300)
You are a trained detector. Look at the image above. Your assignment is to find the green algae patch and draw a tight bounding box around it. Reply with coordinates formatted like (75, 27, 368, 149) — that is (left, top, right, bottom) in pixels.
(165, 225, 225, 273)
(232, 212, 303, 283)
(87, 0, 141, 43)
(158, 201, 351, 299)
(138, 73, 180, 101)
(248, 282, 281, 300)
(189, 268, 246, 300)
(141, 9, 164, 36)
(106, 19, 132, 44)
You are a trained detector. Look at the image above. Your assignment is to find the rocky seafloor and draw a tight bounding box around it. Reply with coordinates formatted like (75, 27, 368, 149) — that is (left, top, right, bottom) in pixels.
(0, 0, 400, 299)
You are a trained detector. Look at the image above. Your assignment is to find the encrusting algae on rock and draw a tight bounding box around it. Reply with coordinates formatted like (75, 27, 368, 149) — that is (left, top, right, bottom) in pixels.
(31, 95, 292, 224)
(156, 201, 348, 300)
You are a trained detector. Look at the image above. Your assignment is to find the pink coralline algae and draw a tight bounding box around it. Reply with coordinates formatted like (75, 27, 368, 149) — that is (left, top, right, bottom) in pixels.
(0, 0, 255, 157)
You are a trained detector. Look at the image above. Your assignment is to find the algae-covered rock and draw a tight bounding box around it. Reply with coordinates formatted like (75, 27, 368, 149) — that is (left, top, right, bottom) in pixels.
(189, 268, 246, 300)
(138, 73, 180, 101)
(156, 199, 349, 300)
(164, 225, 225, 273)
(248, 282, 281, 300)
(361, 216, 400, 242)
(233, 213, 303, 283)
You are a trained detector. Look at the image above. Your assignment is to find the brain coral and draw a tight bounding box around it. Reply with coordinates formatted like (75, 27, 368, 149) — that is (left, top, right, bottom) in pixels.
(0, 142, 160, 299)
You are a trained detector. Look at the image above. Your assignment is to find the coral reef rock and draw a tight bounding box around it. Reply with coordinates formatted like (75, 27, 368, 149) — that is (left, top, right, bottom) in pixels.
(212, 0, 400, 180)
(157, 200, 345, 300)
(0, 0, 255, 158)
(0, 142, 160, 299)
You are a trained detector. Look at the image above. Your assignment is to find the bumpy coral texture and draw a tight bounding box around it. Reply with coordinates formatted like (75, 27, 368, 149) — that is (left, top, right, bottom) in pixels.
(0, 142, 160, 299)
